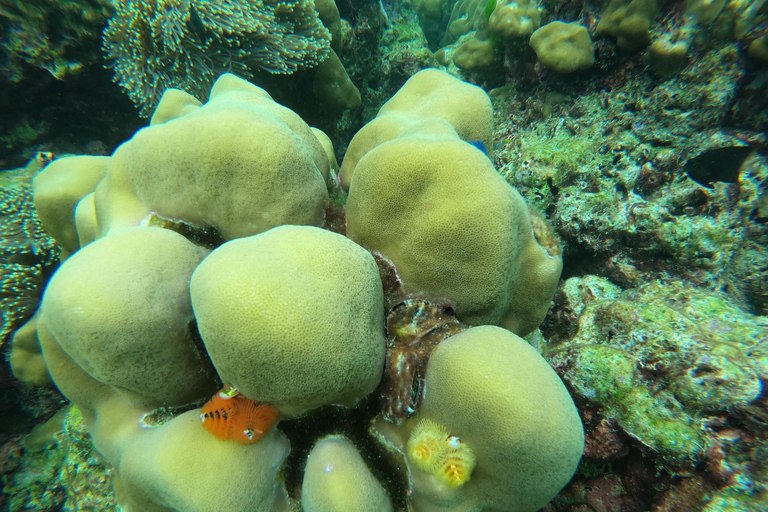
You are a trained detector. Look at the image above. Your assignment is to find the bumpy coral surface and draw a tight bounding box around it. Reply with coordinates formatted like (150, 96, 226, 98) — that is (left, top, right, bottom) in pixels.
(344, 69, 562, 337)
(16, 71, 579, 512)
(191, 225, 386, 418)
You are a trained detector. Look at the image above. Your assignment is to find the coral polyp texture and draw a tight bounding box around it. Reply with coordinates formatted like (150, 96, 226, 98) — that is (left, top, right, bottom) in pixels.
(343, 69, 563, 337)
(375, 326, 584, 511)
(14, 70, 581, 511)
(190, 224, 386, 418)
(103, 0, 332, 115)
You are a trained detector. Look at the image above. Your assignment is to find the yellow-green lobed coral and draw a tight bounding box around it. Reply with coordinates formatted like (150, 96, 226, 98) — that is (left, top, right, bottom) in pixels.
(190, 225, 386, 418)
(488, 0, 542, 39)
(375, 326, 584, 512)
(302, 436, 393, 511)
(343, 69, 562, 336)
(529, 21, 595, 73)
(18, 71, 581, 511)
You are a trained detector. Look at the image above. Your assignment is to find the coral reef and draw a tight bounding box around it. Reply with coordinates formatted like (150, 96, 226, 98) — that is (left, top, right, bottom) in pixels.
(4, 0, 768, 508)
(103, 0, 333, 115)
(375, 325, 584, 511)
(545, 276, 768, 510)
(381, 296, 464, 422)
(0, 183, 58, 345)
(2, 406, 118, 512)
(13, 70, 581, 511)
(529, 21, 595, 73)
(494, 42, 768, 315)
(0, 0, 112, 82)
(488, 0, 541, 40)
(302, 435, 393, 511)
(344, 69, 562, 337)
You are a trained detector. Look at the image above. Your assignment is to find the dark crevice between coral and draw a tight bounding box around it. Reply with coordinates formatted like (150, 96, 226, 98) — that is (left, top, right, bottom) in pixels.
(145, 213, 226, 251)
(187, 320, 223, 392)
(0, 344, 67, 444)
(278, 393, 409, 510)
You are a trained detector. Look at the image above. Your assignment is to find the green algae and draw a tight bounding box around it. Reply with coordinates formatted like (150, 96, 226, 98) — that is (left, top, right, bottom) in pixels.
(550, 278, 767, 467)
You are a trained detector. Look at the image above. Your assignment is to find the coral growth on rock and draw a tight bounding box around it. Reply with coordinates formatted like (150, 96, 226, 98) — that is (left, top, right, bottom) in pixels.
(7, 70, 581, 512)
(2, 406, 117, 512)
(0, 0, 112, 81)
(546, 276, 768, 510)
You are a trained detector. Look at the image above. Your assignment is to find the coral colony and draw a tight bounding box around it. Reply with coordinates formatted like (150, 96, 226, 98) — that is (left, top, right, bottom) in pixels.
(1, 0, 767, 510)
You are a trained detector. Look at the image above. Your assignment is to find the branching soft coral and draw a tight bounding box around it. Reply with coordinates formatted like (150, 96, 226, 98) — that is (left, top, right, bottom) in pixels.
(103, 0, 332, 116)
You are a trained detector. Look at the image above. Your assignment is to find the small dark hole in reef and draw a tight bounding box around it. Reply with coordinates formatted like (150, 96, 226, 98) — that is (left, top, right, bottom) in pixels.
(690, 364, 717, 378)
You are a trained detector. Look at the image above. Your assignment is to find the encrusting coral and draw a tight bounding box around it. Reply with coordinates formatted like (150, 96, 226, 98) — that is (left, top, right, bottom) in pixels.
(16, 70, 582, 511)
(103, 0, 332, 115)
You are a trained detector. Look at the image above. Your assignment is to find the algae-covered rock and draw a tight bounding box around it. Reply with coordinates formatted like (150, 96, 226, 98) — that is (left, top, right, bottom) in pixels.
(4, 405, 118, 512)
(597, 0, 659, 50)
(550, 278, 768, 465)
